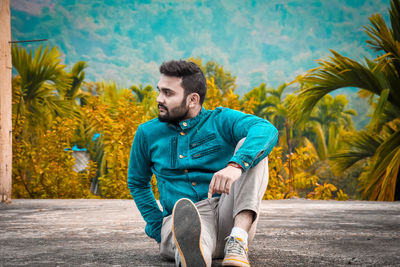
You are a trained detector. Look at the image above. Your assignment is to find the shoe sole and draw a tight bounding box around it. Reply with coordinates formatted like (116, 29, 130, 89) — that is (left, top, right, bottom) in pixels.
(172, 198, 207, 267)
(222, 256, 250, 267)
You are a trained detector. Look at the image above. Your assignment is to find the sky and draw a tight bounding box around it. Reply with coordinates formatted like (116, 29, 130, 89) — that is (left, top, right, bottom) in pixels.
(10, 0, 391, 94)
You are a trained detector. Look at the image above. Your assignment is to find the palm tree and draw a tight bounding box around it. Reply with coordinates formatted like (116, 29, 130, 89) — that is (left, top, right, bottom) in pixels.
(291, 0, 400, 201)
(302, 94, 357, 161)
(189, 58, 237, 94)
(243, 83, 302, 184)
(203, 61, 237, 94)
(62, 61, 92, 106)
(241, 83, 268, 116)
(12, 44, 72, 137)
(247, 84, 300, 155)
(242, 83, 300, 192)
(11, 44, 85, 197)
(130, 84, 157, 117)
(242, 83, 287, 118)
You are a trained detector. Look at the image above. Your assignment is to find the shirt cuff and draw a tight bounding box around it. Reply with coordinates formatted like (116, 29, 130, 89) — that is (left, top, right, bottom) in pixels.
(229, 155, 252, 171)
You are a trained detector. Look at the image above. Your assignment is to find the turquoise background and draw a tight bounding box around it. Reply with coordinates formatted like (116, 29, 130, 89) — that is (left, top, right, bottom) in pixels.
(11, 0, 390, 93)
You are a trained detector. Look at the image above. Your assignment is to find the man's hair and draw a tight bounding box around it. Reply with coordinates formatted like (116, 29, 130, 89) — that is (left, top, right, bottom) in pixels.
(159, 60, 207, 105)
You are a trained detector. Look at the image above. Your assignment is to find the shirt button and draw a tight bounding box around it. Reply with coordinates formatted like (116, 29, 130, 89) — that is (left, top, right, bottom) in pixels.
(244, 162, 249, 167)
(180, 132, 185, 136)
(179, 155, 184, 159)
(192, 182, 196, 186)
(184, 169, 188, 173)
(183, 122, 188, 127)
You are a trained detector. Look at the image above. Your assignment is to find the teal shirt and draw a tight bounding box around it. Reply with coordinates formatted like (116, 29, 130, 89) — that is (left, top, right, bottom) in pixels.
(127, 107, 278, 242)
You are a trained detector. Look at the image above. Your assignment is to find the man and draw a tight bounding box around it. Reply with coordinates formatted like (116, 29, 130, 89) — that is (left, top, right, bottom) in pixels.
(127, 60, 278, 267)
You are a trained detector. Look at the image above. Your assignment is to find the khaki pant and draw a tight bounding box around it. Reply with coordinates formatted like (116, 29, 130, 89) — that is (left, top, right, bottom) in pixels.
(159, 139, 269, 266)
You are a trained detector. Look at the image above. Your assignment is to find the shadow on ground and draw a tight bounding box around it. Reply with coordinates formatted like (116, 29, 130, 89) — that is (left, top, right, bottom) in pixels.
(1, 199, 399, 266)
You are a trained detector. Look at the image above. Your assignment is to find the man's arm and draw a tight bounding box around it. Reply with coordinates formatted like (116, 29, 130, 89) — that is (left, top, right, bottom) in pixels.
(208, 108, 278, 197)
(227, 109, 278, 170)
(127, 125, 163, 243)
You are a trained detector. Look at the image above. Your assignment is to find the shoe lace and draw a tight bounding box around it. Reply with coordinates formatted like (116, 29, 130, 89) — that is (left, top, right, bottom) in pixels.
(224, 236, 247, 256)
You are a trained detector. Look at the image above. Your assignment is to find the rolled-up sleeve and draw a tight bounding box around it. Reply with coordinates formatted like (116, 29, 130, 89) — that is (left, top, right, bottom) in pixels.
(220, 108, 278, 171)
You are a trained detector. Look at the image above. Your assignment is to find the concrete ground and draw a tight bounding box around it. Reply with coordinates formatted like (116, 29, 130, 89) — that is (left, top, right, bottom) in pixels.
(1, 199, 399, 267)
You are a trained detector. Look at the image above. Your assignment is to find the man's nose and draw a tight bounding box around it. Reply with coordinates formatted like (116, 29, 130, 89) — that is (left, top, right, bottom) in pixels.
(156, 92, 163, 103)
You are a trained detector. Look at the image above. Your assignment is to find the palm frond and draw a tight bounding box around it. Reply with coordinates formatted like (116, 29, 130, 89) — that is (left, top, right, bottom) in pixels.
(64, 61, 88, 100)
(291, 0, 400, 201)
(100, 81, 120, 107)
(365, 1, 400, 62)
(11, 44, 74, 133)
(363, 130, 400, 200)
(330, 130, 382, 172)
(344, 109, 357, 116)
(12, 44, 69, 96)
(312, 122, 328, 161)
(291, 50, 386, 121)
(303, 137, 319, 159)
(370, 88, 390, 129)
(327, 123, 338, 154)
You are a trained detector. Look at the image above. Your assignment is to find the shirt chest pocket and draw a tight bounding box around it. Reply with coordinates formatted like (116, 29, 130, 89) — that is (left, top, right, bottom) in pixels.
(190, 133, 220, 159)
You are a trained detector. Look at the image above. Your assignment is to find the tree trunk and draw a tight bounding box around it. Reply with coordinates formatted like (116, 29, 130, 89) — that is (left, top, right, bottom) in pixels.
(285, 119, 294, 195)
(0, 0, 12, 203)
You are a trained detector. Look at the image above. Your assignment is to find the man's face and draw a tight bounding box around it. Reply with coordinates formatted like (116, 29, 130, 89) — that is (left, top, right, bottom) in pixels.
(157, 75, 189, 124)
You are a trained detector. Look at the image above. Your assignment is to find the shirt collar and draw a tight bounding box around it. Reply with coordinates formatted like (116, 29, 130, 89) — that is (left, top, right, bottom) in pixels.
(167, 107, 206, 131)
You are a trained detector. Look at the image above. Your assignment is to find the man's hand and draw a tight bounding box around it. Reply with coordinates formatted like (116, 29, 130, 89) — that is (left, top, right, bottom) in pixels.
(208, 165, 243, 198)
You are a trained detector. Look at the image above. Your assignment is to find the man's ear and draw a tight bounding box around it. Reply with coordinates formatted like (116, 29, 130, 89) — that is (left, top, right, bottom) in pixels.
(188, 93, 200, 107)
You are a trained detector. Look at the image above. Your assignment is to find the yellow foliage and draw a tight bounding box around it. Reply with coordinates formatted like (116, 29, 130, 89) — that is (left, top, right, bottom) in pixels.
(307, 183, 337, 200)
(12, 117, 97, 198)
(263, 147, 286, 200)
(204, 78, 224, 110)
(204, 77, 258, 114)
(151, 175, 159, 200)
(264, 146, 348, 200)
(335, 189, 349, 201)
(293, 172, 319, 191)
(241, 96, 259, 115)
(83, 91, 149, 198)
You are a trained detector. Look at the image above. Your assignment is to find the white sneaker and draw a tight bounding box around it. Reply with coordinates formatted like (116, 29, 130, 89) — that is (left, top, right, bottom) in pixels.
(222, 236, 250, 267)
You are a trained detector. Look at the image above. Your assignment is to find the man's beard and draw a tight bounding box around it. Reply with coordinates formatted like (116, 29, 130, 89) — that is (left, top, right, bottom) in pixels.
(158, 98, 189, 124)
